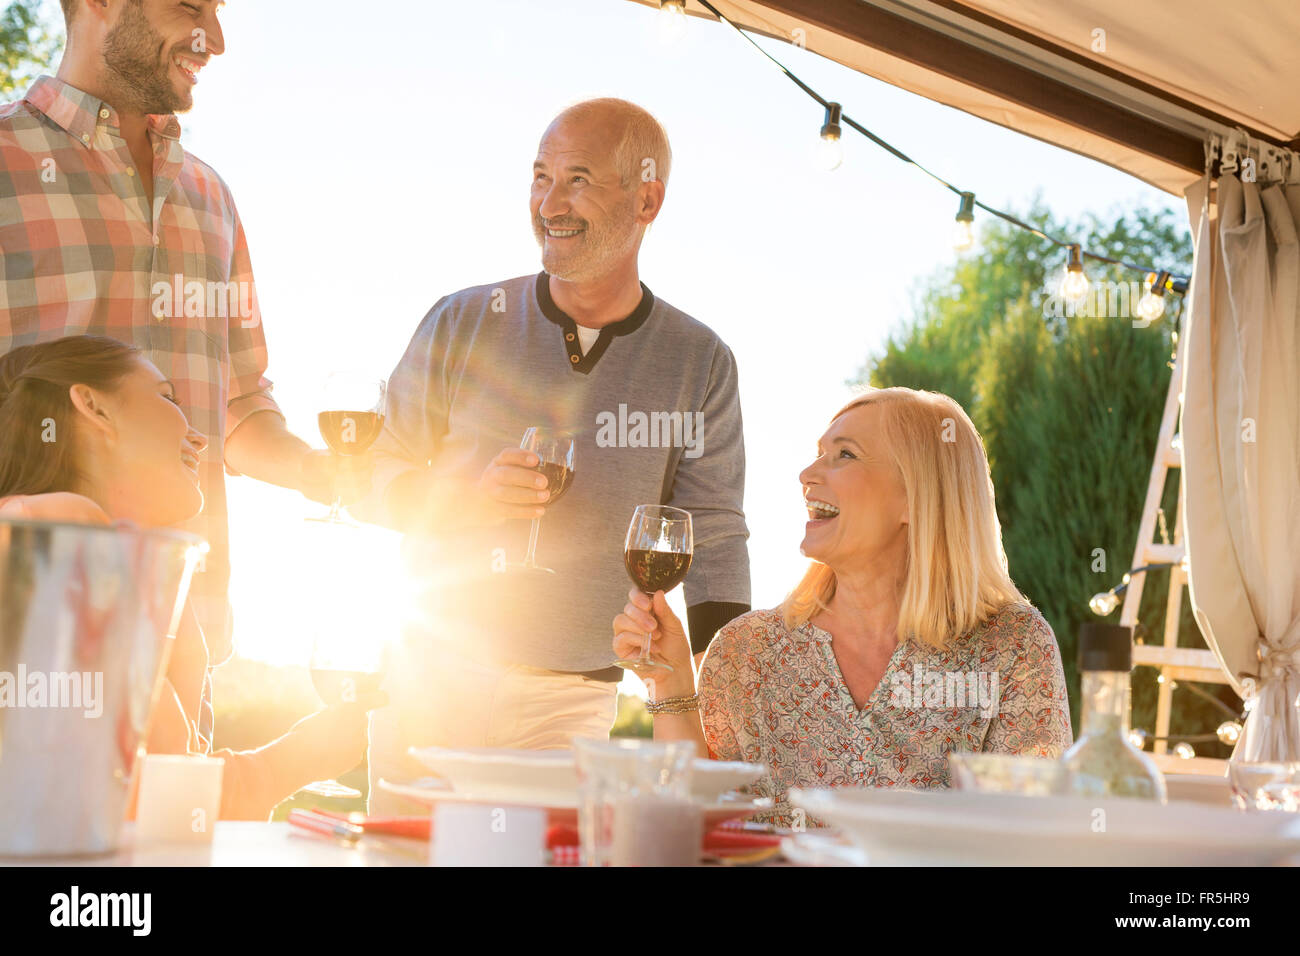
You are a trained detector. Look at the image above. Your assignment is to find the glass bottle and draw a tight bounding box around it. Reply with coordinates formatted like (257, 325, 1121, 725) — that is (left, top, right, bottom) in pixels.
(1063, 623, 1167, 802)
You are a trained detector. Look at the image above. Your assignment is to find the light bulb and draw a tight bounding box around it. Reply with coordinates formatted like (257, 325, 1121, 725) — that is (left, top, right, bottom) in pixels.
(1089, 591, 1120, 616)
(1216, 720, 1242, 745)
(817, 102, 844, 171)
(817, 134, 844, 171)
(1174, 741, 1196, 759)
(1059, 244, 1089, 305)
(953, 219, 974, 251)
(1128, 728, 1147, 749)
(952, 192, 976, 251)
(1060, 267, 1089, 305)
(1136, 289, 1166, 322)
(657, 0, 687, 44)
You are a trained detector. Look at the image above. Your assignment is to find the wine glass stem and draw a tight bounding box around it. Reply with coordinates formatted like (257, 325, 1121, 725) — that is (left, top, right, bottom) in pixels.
(524, 516, 542, 567)
(640, 592, 653, 662)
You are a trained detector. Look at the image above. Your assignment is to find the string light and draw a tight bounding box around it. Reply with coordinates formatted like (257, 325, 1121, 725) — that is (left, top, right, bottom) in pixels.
(688, 0, 1192, 293)
(1173, 741, 1196, 759)
(1089, 562, 1179, 617)
(1217, 720, 1243, 745)
(1136, 270, 1171, 322)
(953, 192, 975, 251)
(817, 102, 844, 171)
(657, 0, 688, 43)
(1128, 728, 1148, 749)
(1089, 591, 1121, 616)
(1060, 243, 1090, 305)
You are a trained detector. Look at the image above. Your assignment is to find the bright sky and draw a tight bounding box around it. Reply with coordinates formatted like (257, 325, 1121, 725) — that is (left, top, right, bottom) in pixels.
(41, 0, 1180, 678)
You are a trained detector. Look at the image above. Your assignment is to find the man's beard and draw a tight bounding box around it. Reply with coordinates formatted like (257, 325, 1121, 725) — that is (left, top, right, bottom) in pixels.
(534, 201, 640, 282)
(103, 2, 187, 115)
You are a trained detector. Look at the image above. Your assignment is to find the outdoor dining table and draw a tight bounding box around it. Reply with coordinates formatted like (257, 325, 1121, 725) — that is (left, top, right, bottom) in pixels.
(0, 821, 792, 867)
(1, 823, 430, 867)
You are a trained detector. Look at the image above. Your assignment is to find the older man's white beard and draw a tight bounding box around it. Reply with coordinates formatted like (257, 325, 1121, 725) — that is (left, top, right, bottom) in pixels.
(539, 222, 642, 282)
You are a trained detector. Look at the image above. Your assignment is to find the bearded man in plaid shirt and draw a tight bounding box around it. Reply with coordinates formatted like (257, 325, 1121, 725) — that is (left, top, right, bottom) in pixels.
(0, 0, 356, 668)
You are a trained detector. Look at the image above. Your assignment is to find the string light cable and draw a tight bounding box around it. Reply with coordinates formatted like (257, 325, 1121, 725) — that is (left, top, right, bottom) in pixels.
(679, 0, 1192, 295)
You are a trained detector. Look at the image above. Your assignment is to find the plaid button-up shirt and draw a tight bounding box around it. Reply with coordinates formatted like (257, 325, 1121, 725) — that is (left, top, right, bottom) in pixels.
(0, 76, 283, 663)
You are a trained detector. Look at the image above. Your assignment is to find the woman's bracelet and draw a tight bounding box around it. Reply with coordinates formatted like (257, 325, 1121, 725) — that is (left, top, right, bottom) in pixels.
(645, 693, 699, 716)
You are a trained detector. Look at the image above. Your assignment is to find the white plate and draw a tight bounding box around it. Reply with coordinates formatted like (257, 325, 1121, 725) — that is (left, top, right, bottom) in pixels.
(406, 746, 765, 803)
(788, 787, 1300, 866)
(780, 832, 867, 867)
(378, 777, 772, 829)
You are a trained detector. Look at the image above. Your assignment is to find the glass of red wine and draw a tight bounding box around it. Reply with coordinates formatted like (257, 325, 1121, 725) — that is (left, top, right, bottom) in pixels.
(507, 427, 575, 574)
(301, 629, 387, 800)
(613, 505, 693, 674)
(306, 372, 387, 525)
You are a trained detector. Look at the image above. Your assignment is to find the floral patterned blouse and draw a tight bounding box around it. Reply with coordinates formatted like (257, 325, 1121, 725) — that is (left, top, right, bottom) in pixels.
(698, 601, 1073, 826)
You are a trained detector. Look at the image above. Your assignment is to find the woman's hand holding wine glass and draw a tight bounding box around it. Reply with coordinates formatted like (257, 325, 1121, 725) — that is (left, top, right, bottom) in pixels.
(613, 504, 694, 674)
(612, 587, 695, 693)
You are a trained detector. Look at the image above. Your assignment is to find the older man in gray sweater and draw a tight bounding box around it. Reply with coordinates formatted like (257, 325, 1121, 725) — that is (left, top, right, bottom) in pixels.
(363, 99, 750, 807)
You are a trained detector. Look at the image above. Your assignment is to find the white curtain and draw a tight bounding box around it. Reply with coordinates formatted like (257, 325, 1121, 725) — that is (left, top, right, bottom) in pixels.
(1181, 171, 1300, 763)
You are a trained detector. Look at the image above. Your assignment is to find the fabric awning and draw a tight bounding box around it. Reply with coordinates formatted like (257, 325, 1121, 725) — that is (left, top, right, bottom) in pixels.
(628, 0, 1300, 196)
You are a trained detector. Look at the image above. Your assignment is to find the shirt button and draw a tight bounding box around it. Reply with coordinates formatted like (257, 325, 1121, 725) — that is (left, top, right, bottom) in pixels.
(99, 108, 109, 119)
(81, 133, 90, 144)
(126, 168, 136, 177)
(565, 332, 575, 342)
(152, 234, 160, 246)
(569, 354, 580, 364)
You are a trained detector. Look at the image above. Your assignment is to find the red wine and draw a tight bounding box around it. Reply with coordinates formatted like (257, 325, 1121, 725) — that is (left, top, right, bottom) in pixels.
(537, 462, 573, 504)
(625, 548, 692, 594)
(311, 668, 383, 705)
(318, 410, 385, 456)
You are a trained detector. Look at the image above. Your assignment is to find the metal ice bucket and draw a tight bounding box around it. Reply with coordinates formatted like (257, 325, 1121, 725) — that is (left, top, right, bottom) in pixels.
(0, 518, 205, 856)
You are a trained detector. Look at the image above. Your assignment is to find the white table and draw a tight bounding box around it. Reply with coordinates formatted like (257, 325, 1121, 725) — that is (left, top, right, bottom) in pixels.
(2, 823, 428, 867)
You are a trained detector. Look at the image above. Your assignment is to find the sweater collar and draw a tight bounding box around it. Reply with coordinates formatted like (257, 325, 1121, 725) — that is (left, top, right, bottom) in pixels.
(534, 272, 654, 374)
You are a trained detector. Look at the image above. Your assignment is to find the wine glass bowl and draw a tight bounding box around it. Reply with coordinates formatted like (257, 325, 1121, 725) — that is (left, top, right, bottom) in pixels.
(614, 505, 694, 674)
(307, 373, 387, 525)
(506, 428, 575, 574)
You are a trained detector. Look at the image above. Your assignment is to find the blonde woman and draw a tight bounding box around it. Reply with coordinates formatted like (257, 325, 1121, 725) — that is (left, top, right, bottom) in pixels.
(612, 387, 1072, 825)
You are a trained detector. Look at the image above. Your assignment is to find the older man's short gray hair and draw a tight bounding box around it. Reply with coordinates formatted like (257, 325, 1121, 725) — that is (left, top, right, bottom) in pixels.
(552, 98, 673, 189)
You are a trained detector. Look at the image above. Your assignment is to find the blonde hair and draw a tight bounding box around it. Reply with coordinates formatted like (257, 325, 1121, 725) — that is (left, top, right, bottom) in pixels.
(781, 387, 1025, 647)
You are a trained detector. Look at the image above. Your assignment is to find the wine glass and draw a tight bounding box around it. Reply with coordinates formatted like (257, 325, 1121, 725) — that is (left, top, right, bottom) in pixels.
(300, 629, 387, 801)
(306, 372, 387, 525)
(506, 427, 575, 574)
(613, 505, 693, 674)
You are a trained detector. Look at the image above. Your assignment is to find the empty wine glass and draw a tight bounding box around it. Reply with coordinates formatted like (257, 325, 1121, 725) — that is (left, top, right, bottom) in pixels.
(299, 630, 387, 801)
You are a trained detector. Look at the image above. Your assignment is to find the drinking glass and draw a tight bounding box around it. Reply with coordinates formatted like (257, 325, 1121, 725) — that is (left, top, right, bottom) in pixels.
(306, 373, 387, 525)
(1227, 761, 1300, 812)
(574, 737, 699, 867)
(613, 505, 693, 673)
(300, 629, 387, 801)
(507, 427, 575, 574)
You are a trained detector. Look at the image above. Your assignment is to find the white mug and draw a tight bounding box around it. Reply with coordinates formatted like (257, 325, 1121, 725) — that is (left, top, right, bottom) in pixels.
(133, 754, 224, 845)
(430, 803, 546, 867)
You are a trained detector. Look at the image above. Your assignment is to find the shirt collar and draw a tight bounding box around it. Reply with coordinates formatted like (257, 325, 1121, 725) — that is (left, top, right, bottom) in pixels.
(534, 272, 655, 374)
(25, 75, 183, 148)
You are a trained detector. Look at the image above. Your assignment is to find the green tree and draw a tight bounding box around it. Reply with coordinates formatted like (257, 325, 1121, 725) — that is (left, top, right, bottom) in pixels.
(857, 201, 1234, 750)
(1, 0, 62, 98)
